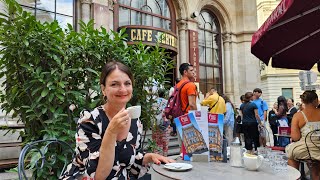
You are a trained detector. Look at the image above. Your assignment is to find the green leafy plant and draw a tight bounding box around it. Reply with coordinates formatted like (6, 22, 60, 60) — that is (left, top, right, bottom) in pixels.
(0, 0, 174, 178)
(145, 139, 162, 153)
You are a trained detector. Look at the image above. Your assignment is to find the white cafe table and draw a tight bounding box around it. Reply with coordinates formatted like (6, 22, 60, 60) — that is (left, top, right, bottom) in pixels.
(152, 158, 300, 180)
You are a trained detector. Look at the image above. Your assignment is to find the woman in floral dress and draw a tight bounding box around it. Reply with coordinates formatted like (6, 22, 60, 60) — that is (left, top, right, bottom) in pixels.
(60, 61, 174, 180)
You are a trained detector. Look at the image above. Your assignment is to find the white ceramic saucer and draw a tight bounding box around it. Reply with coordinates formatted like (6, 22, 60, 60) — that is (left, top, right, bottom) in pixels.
(163, 163, 193, 171)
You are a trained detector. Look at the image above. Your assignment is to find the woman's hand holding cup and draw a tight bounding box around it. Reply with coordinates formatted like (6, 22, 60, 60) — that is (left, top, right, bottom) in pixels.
(107, 109, 131, 135)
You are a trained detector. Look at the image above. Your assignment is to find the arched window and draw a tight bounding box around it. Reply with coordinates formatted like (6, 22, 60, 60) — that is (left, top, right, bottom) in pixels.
(198, 10, 223, 94)
(117, 0, 174, 31)
(17, 0, 75, 29)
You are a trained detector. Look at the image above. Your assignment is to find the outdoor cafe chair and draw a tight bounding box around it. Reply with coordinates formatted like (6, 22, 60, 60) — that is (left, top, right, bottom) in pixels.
(17, 139, 74, 180)
(297, 129, 320, 180)
(17, 139, 152, 180)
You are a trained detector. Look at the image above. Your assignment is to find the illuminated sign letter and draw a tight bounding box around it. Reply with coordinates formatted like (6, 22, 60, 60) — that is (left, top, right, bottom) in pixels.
(136, 29, 141, 41)
(147, 30, 152, 41)
(131, 29, 136, 41)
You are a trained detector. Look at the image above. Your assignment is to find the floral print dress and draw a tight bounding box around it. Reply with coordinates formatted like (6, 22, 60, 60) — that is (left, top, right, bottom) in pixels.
(60, 106, 149, 180)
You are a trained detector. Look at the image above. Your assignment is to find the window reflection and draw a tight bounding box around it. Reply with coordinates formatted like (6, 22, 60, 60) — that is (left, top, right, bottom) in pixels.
(16, 0, 34, 7)
(36, 10, 54, 23)
(56, 14, 73, 29)
(131, 11, 141, 25)
(214, 67, 221, 83)
(153, 17, 161, 28)
(56, 0, 74, 16)
(118, 0, 171, 30)
(198, 10, 222, 93)
(119, 7, 129, 27)
(141, 13, 152, 26)
(17, 0, 74, 28)
(118, 0, 130, 6)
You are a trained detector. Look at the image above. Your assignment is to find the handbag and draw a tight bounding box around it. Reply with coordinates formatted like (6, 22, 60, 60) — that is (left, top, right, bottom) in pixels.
(236, 115, 242, 123)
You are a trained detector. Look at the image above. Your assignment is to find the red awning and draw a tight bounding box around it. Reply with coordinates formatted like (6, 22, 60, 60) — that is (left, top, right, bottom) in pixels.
(251, 0, 320, 70)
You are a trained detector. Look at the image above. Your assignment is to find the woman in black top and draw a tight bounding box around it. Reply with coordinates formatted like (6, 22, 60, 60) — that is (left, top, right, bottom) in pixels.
(268, 102, 278, 146)
(240, 92, 262, 153)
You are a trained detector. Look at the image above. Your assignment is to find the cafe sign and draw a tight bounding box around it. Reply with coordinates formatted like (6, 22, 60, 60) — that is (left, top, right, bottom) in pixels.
(121, 26, 178, 52)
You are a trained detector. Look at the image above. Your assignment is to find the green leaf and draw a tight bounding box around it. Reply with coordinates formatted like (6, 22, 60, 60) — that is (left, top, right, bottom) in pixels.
(49, 106, 55, 113)
(26, 109, 34, 113)
(57, 155, 66, 162)
(85, 68, 99, 75)
(48, 93, 54, 102)
(41, 107, 47, 114)
(56, 94, 64, 101)
(58, 82, 65, 88)
(41, 89, 49, 97)
(31, 87, 43, 96)
(23, 40, 29, 47)
(44, 120, 53, 124)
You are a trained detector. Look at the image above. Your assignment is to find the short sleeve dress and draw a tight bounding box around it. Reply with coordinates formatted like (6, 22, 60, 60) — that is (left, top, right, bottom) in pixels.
(60, 106, 149, 180)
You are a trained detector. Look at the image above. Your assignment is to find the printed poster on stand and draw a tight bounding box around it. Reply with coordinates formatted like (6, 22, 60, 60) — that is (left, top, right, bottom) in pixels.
(189, 107, 210, 161)
(208, 113, 224, 161)
(174, 113, 208, 159)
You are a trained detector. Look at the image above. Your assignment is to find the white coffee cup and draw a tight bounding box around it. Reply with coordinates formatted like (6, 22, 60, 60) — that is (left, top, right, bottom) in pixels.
(127, 105, 141, 119)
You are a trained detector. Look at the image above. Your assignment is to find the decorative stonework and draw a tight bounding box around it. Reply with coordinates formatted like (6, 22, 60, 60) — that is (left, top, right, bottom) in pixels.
(80, 0, 92, 4)
(177, 19, 187, 30)
(222, 33, 231, 43)
(108, 0, 115, 10)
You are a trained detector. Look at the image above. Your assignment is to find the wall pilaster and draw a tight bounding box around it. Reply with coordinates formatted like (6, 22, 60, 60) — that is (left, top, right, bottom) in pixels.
(222, 33, 232, 95)
(80, 0, 92, 24)
(177, 19, 188, 67)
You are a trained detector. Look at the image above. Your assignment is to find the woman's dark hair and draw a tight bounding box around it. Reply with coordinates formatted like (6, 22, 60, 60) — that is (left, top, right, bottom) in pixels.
(100, 61, 134, 86)
(222, 94, 235, 110)
(240, 95, 245, 102)
(277, 96, 288, 113)
(300, 90, 318, 104)
(244, 92, 253, 102)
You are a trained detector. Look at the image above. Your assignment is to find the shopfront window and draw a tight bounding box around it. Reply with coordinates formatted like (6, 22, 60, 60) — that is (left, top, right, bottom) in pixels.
(198, 10, 223, 94)
(117, 0, 172, 30)
(17, 0, 75, 29)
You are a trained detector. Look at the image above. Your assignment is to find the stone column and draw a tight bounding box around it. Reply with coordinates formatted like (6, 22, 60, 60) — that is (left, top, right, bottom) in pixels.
(177, 19, 188, 65)
(80, 0, 92, 24)
(223, 33, 232, 96)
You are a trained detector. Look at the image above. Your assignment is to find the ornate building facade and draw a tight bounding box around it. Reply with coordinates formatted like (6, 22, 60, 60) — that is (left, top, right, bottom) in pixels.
(5, 0, 260, 105)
